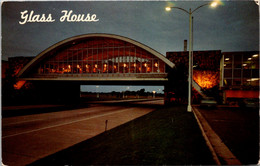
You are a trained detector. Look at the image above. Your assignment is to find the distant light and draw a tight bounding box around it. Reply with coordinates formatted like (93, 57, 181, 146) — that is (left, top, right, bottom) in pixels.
(225, 58, 230, 61)
(252, 54, 259, 57)
(165, 7, 171, 11)
(248, 58, 252, 60)
(242, 64, 247, 66)
(247, 78, 259, 81)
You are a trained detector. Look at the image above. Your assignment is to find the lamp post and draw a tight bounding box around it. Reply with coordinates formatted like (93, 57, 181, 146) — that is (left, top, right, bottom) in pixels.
(152, 91, 156, 98)
(96, 85, 99, 98)
(166, 1, 219, 112)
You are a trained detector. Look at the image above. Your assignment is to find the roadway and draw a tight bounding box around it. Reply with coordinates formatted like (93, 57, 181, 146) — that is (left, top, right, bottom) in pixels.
(2, 99, 163, 166)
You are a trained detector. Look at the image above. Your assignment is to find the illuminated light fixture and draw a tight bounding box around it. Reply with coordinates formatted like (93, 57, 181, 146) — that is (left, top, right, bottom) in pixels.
(144, 63, 147, 67)
(247, 78, 259, 82)
(210, 0, 222, 8)
(77, 64, 80, 68)
(225, 58, 230, 61)
(248, 58, 252, 60)
(210, 1, 218, 7)
(154, 62, 158, 67)
(251, 78, 259, 81)
(86, 64, 89, 68)
(165, 7, 171, 11)
(95, 64, 98, 68)
(104, 64, 107, 68)
(224, 64, 226, 66)
(133, 63, 136, 67)
(68, 65, 71, 69)
(113, 65, 117, 69)
(242, 64, 247, 66)
(252, 54, 259, 57)
(123, 63, 127, 67)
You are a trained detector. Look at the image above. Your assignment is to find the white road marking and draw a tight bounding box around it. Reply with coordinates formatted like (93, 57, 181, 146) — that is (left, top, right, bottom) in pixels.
(3, 107, 133, 139)
(2, 106, 119, 126)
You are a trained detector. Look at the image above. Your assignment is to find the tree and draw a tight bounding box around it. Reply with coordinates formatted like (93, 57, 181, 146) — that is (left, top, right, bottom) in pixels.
(2, 68, 17, 105)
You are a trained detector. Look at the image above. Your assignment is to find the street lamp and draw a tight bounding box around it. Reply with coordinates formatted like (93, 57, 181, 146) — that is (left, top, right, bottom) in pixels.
(96, 85, 99, 98)
(166, 1, 219, 112)
(152, 91, 156, 98)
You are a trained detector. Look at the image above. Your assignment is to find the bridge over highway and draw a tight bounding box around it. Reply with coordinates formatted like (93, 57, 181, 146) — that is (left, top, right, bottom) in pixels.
(16, 33, 175, 103)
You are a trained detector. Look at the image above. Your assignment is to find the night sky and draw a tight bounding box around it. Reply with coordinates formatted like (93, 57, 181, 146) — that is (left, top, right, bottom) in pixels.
(1, 0, 259, 92)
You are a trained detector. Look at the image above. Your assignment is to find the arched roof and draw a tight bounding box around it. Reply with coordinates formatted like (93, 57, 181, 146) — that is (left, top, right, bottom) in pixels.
(18, 33, 175, 77)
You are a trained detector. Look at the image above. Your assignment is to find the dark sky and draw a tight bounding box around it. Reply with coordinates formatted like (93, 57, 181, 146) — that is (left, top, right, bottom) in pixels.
(2, 0, 259, 61)
(1, 0, 259, 92)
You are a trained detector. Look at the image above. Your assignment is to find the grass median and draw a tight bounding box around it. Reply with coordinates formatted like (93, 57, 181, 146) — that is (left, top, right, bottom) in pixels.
(31, 106, 215, 165)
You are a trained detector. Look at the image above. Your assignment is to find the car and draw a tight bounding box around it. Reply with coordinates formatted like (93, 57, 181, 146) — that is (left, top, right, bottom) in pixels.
(239, 98, 259, 109)
(200, 97, 217, 108)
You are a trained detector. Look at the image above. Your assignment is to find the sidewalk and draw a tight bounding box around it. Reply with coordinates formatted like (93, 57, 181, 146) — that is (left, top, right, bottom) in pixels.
(193, 106, 259, 165)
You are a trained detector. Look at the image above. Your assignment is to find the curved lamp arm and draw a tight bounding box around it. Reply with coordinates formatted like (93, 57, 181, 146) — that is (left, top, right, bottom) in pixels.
(191, 3, 211, 14)
(166, 6, 190, 15)
(166, 1, 217, 15)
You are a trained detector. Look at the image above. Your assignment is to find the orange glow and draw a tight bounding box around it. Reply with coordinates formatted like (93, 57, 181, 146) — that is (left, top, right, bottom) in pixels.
(123, 63, 127, 68)
(154, 62, 158, 67)
(193, 70, 219, 89)
(14, 81, 26, 89)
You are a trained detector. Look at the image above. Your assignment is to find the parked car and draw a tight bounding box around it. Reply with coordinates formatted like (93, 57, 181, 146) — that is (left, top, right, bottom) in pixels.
(239, 98, 259, 109)
(164, 92, 177, 105)
(200, 97, 217, 108)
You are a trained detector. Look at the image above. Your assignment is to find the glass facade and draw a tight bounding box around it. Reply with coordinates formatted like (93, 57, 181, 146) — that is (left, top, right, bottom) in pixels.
(34, 37, 165, 76)
(223, 52, 259, 87)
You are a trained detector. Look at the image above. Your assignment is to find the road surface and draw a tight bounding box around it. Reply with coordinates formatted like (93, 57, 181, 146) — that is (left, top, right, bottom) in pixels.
(2, 99, 163, 166)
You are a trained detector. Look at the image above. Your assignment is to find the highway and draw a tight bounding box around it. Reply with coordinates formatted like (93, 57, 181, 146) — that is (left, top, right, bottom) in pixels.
(2, 99, 163, 166)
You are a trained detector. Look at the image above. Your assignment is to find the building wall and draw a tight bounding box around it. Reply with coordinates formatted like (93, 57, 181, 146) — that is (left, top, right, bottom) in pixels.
(222, 51, 259, 89)
(166, 50, 259, 105)
(166, 50, 222, 89)
(221, 51, 259, 104)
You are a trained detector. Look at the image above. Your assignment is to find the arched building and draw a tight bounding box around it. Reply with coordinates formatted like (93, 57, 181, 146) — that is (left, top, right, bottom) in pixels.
(15, 34, 175, 103)
(18, 33, 174, 84)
